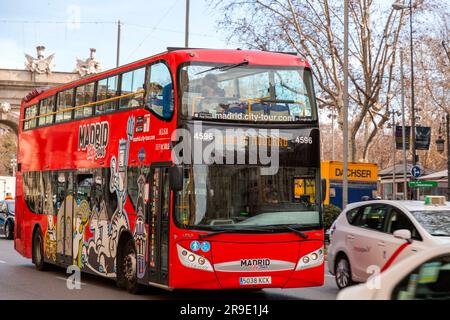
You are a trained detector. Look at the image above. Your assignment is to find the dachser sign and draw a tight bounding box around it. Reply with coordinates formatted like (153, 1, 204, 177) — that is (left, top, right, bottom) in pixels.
(324, 162, 378, 182)
(334, 168, 373, 179)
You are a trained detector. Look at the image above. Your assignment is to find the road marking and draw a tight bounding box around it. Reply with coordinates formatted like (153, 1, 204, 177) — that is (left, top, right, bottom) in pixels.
(55, 276, 87, 286)
(0, 260, 6, 264)
(325, 274, 335, 278)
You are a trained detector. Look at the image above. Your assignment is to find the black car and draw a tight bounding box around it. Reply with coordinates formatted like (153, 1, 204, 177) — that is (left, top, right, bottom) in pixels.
(0, 200, 15, 239)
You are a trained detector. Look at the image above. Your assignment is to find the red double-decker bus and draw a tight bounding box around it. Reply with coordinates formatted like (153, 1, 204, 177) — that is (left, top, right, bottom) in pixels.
(15, 48, 324, 292)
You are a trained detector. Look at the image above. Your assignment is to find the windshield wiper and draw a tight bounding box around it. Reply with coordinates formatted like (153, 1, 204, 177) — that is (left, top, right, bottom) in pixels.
(195, 60, 249, 75)
(272, 225, 309, 239)
(198, 226, 266, 239)
(198, 224, 309, 240)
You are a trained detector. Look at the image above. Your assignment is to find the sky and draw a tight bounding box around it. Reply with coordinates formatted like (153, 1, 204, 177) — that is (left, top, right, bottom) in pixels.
(0, 0, 233, 72)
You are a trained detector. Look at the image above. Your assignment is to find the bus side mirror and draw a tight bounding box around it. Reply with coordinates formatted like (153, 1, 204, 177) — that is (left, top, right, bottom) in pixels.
(169, 166, 183, 191)
(321, 178, 326, 204)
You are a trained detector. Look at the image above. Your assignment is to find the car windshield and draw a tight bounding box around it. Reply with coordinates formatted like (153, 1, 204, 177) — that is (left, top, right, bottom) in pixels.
(179, 63, 317, 122)
(410, 210, 450, 236)
(174, 165, 321, 230)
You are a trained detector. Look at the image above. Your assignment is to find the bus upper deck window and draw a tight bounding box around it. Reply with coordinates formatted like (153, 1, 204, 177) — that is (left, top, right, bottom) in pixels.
(24, 104, 38, 130)
(147, 62, 174, 120)
(96, 76, 118, 114)
(56, 89, 74, 123)
(120, 67, 145, 109)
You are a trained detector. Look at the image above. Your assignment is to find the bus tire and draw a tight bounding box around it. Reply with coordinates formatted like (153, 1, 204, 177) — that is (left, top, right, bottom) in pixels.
(33, 229, 48, 271)
(119, 238, 142, 294)
(334, 254, 355, 290)
(5, 221, 13, 240)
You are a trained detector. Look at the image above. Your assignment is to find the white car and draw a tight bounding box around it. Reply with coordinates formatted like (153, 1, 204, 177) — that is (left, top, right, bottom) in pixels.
(328, 196, 450, 289)
(337, 244, 450, 299)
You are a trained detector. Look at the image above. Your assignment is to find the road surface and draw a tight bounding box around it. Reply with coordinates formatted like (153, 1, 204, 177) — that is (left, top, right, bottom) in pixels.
(0, 237, 338, 300)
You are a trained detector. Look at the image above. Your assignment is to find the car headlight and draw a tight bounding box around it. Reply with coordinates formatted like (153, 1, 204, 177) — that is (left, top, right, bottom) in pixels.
(177, 244, 213, 272)
(296, 246, 324, 271)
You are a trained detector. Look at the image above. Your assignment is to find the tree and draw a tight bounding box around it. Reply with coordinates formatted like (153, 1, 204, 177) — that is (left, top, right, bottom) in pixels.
(0, 131, 17, 176)
(211, 0, 434, 161)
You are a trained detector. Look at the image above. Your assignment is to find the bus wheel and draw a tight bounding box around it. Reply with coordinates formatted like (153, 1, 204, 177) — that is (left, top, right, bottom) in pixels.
(121, 238, 142, 294)
(33, 230, 48, 271)
(335, 255, 354, 290)
(5, 222, 13, 240)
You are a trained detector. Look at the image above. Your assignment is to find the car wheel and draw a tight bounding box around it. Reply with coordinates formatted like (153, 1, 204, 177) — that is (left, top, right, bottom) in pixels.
(33, 230, 48, 271)
(120, 238, 142, 294)
(5, 222, 13, 240)
(335, 256, 354, 290)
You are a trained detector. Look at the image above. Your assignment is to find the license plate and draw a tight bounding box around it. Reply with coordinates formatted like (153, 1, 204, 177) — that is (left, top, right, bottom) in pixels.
(239, 276, 272, 285)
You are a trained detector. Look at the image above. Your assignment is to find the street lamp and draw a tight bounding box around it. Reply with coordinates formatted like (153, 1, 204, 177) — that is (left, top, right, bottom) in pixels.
(185, 0, 190, 48)
(387, 110, 401, 199)
(343, 0, 349, 208)
(436, 114, 450, 200)
(10, 157, 17, 177)
(392, 0, 417, 177)
(327, 110, 337, 160)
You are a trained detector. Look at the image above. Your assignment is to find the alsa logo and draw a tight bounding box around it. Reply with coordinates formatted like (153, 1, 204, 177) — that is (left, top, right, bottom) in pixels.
(78, 121, 109, 160)
(240, 259, 271, 270)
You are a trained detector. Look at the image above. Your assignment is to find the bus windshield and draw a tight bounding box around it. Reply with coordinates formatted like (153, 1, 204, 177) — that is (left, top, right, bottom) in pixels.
(179, 63, 317, 122)
(175, 165, 321, 230)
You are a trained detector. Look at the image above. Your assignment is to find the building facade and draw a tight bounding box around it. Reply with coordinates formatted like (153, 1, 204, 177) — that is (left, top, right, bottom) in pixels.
(0, 46, 102, 134)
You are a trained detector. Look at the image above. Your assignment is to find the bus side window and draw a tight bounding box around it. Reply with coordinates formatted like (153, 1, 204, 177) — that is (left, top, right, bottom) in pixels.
(75, 82, 95, 119)
(76, 174, 93, 206)
(96, 76, 118, 114)
(56, 89, 74, 123)
(147, 62, 174, 120)
(23, 171, 44, 214)
(23, 104, 38, 130)
(120, 68, 145, 109)
(42, 171, 53, 215)
(38, 96, 55, 126)
(53, 172, 66, 215)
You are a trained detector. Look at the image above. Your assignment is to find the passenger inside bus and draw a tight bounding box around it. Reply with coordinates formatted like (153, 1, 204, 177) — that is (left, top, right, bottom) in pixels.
(127, 87, 144, 108)
(201, 74, 225, 97)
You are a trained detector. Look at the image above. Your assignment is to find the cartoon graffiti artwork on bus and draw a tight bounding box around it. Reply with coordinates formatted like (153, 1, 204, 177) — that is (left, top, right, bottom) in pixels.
(83, 200, 111, 274)
(44, 215, 57, 262)
(72, 200, 90, 268)
(134, 173, 147, 279)
(81, 116, 135, 277)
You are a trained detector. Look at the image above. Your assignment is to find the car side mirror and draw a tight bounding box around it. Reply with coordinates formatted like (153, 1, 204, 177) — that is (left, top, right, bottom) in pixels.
(321, 178, 327, 204)
(393, 229, 412, 241)
(169, 165, 183, 191)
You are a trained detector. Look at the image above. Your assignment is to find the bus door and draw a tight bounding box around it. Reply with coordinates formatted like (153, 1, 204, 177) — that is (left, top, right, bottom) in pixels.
(74, 173, 94, 267)
(147, 165, 170, 286)
(55, 171, 74, 264)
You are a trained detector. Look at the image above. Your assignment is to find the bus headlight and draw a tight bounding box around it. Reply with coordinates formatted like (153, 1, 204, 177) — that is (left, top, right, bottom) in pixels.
(177, 244, 213, 272)
(296, 246, 324, 271)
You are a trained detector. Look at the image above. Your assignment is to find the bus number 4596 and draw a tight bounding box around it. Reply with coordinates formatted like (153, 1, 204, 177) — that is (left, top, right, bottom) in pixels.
(295, 136, 313, 144)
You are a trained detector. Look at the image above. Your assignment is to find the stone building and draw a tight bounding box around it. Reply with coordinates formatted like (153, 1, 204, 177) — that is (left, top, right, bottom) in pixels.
(0, 46, 102, 134)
